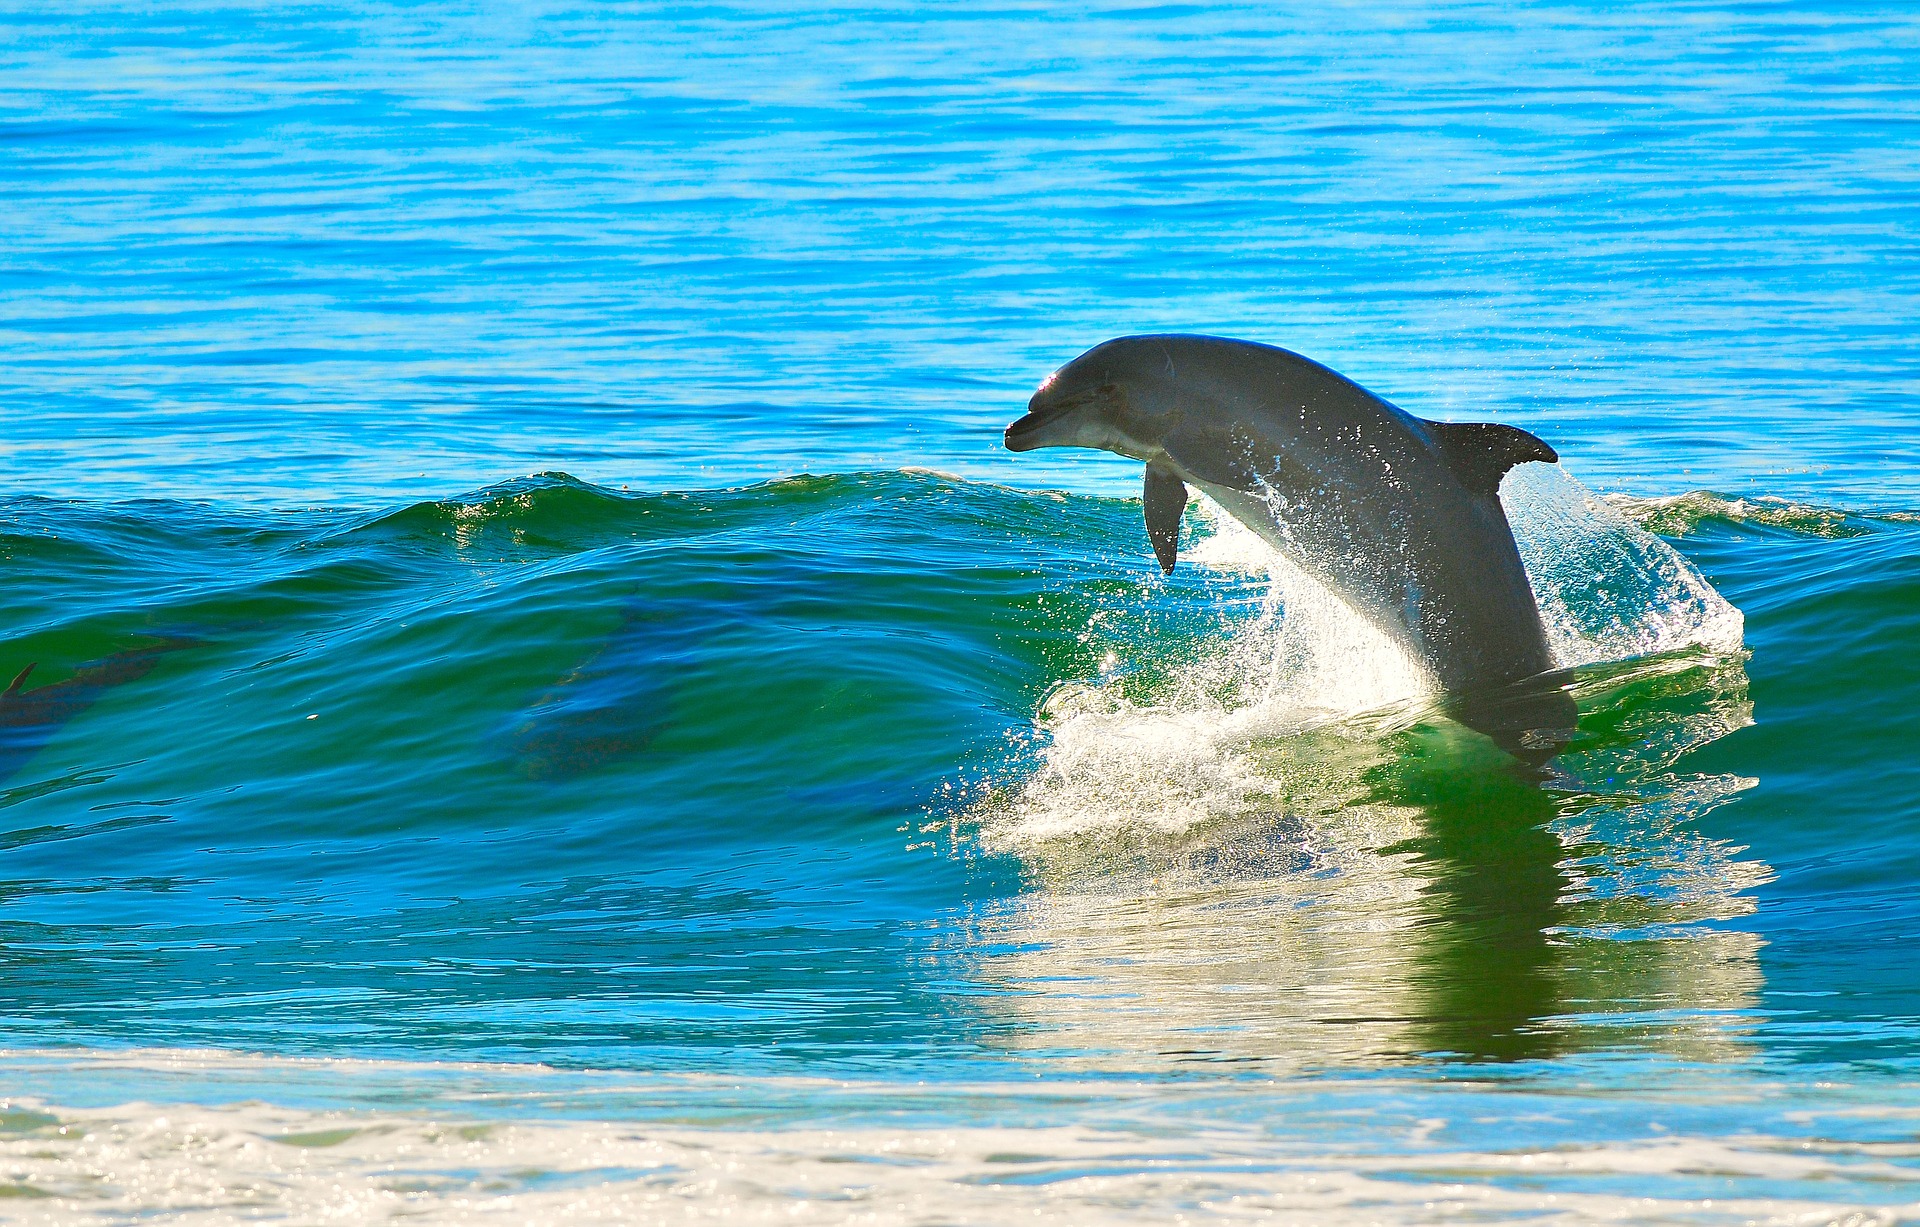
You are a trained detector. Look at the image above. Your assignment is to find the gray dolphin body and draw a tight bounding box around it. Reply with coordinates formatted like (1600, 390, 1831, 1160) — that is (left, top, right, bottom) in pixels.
(1004, 334, 1575, 755)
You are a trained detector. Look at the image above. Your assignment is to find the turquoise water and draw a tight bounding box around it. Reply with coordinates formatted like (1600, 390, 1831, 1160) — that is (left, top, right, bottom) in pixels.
(4, 3, 1920, 1221)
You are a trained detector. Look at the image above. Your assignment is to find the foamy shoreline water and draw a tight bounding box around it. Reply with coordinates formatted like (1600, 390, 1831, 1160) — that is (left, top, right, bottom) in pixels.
(4, 1049, 1919, 1225)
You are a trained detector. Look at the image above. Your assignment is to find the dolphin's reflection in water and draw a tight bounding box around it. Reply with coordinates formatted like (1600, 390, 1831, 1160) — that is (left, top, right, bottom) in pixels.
(966, 648, 1764, 1069)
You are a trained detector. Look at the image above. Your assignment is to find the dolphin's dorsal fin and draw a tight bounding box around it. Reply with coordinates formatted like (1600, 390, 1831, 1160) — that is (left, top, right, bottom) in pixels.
(1143, 462, 1188, 575)
(1424, 420, 1558, 496)
(4, 662, 35, 698)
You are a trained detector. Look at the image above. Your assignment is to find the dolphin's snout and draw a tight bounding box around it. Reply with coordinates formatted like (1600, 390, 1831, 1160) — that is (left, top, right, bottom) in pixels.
(1005, 379, 1105, 452)
(1004, 389, 1073, 452)
(1003, 410, 1048, 452)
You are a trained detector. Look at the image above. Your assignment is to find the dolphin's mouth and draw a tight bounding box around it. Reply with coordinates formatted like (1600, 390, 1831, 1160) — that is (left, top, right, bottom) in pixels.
(1003, 408, 1059, 452)
(1003, 390, 1088, 452)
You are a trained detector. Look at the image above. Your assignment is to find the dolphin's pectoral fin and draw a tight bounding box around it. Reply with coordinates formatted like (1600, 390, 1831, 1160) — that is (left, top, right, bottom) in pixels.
(1425, 420, 1559, 497)
(1142, 463, 1189, 575)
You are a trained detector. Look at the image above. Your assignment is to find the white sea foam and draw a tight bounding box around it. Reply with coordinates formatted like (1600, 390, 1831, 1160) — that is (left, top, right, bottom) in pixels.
(1605, 489, 1866, 538)
(1504, 463, 1746, 666)
(1187, 462, 1748, 673)
(981, 465, 1746, 849)
(0, 1050, 1913, 1226)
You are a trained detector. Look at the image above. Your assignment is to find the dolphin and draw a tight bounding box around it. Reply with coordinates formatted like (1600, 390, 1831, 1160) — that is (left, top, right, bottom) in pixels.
(1003, 334, 1576, 757)
(0, 638, 197, 787)
(505, 600, 702, 780)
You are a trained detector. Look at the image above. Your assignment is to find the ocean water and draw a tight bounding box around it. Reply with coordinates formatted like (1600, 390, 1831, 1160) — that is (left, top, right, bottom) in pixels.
(4, 2, 1920, 1222)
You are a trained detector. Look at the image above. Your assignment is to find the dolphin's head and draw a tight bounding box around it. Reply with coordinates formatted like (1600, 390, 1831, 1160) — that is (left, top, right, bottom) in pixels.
(1004, 337, 1182, 460)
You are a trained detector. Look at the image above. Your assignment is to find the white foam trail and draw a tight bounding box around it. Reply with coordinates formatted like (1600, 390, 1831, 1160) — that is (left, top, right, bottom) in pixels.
(997, 622, 1421, 845)
(1185, 498, 1437, 713)
(987, 498, 1432, 846)
(1193, 462, 1748, 677)
(981, 466, 1744, 847)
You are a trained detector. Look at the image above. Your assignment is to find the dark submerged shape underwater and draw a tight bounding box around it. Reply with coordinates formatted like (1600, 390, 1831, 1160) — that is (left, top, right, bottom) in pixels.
(1005, 334, 1576, 756)
(0, 640, 195, 787)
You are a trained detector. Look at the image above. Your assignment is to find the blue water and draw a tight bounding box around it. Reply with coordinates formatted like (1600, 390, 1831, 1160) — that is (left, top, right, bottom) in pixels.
(4, 3, 1920, 1221)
